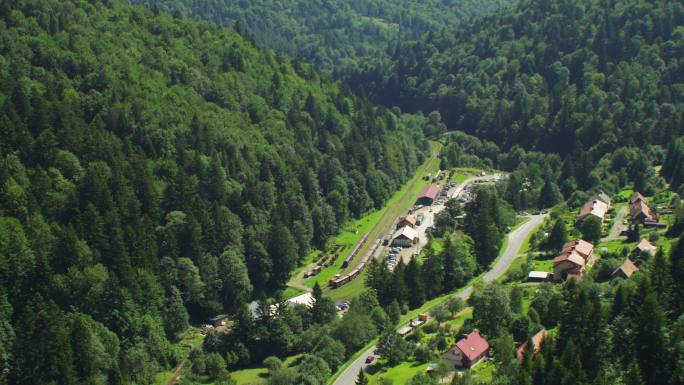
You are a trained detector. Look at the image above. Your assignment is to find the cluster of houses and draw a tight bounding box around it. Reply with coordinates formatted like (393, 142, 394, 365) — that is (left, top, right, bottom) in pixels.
(630, 192, 664, 227)
(611, 238, 657, 279)
(439, 328, 548, 371)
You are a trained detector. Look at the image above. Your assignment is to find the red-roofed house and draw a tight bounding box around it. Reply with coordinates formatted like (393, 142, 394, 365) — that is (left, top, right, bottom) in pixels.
(416, 184, 440, 205)
(442, 331, 489, 368)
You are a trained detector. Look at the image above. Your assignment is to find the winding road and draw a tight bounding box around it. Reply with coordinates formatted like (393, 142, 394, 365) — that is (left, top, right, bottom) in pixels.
(331, 213, 547, 385)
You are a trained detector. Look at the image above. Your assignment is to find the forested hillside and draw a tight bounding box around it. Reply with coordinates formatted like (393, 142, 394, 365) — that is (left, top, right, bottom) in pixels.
(346, 0, 684, 154)
(0, 0, 428, 383)
(130, 0, 515, 69)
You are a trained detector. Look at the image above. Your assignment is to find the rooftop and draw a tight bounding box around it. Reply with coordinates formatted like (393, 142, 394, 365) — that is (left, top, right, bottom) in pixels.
(418, 184, 440, 200)
(455, 331, 489, 362)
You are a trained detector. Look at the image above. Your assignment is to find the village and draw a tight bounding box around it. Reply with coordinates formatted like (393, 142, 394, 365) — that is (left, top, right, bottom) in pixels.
(193, 158, 679, 385)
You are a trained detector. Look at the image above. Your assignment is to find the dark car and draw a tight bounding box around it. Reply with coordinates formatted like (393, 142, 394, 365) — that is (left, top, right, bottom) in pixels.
(365, 355, 375, 364)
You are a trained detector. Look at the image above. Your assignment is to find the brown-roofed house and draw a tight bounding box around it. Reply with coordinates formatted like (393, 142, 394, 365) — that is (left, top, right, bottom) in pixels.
(417, 184, 440, 205)
(442, 331, 490, 368)
(630, 192, 648, 205)
(516, 329, 548, 362)
(631, 238, 657, 257)
(553, 239, 594, 281)
(578, 199, 609, 222)
(612, 258, 639, 279)
(630, 199, 657, 223)
(561, 240, 594, 260)
(397, 214, 417, 229)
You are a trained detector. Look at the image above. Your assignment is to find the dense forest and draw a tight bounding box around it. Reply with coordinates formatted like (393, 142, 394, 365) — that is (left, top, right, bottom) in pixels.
(130, 0, 515, 69)
(0, 0, 429, 383)
(345, 0, 684, 155)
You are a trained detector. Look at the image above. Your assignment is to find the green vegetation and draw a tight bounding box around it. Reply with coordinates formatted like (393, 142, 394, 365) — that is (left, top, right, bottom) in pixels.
(0, 0, 432, 383)
(132, 0, 514, 70)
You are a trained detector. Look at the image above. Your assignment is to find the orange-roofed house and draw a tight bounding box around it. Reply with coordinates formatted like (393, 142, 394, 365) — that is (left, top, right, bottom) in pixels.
(516, 329, 548, 362)
(442, 331, 490, 368)
(397, 214, 417, 229)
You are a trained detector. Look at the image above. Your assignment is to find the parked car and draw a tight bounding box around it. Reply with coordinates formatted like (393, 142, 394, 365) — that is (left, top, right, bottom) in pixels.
(365, 356, 375, 364)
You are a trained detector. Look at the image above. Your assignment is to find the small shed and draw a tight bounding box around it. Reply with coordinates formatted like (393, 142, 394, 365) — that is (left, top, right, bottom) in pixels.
(612, 258, 639, 279)
(208, 314, 230, 327)
(397, 325, 413, 337)
(527, 271, 551, 282)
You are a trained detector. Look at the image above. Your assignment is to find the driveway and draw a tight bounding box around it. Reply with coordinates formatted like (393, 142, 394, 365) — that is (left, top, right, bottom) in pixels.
(602, 205, 628, 242)
(331, 213, 547, 385)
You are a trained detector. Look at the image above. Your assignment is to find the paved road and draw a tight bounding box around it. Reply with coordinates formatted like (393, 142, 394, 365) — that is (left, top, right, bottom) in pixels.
(602, 205, 628, 242)
(331, 213, 547, 385)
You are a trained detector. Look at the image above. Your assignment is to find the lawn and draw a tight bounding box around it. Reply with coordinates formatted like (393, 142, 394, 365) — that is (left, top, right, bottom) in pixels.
(232, 354, 302, 385)
(470, 360, 495, 382)
(367, 361, 431, 385)
(445, 307, 473, 329)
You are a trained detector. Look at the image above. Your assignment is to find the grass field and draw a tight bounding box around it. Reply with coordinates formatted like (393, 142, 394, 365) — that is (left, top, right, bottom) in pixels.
(368, 361, 431, 385)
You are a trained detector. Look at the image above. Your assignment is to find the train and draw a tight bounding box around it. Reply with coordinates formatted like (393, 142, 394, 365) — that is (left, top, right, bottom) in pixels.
(329, 239, 381, 288)
(342, 233, 369, 268)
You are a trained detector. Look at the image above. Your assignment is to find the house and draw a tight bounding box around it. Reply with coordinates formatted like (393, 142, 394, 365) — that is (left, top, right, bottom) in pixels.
(208, 314, 230, 327)
(527, 271, 551, 282)
(397, 325, 413, 337)
(630, 199, 659, 223)
(630, 192, 648, 204)
(594, 191, 612, 206)
(612, 258, 639, 279)
(397, 214, 417, 229)
(417, 185, 440, 205)
(561, 240, 594, 260)
(577, 199, 609, 222)
(553, 240, 594, 281)
(285, 292, 315, 308)
(442, 331, 489, 368)
(391, 226, 419, 247)
(516, 329, 548, 362)
(553, 251, 586, 281)
(631, 238, 657, 257)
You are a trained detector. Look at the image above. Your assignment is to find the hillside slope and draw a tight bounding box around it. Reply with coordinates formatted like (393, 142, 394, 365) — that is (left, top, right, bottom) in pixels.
(131, 0, 515, 69)
(0, 1, 428, 384)
(345, 0, 684, 154)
